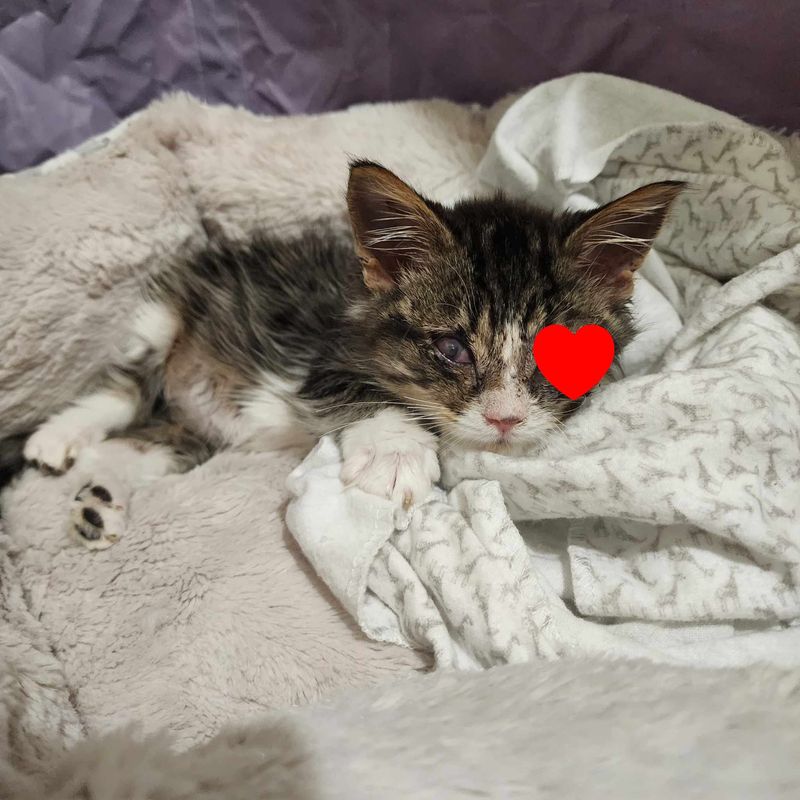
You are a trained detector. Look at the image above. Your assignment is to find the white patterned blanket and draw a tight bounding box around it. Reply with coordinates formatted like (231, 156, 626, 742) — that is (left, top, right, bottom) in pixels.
(287, 74, 800, 668)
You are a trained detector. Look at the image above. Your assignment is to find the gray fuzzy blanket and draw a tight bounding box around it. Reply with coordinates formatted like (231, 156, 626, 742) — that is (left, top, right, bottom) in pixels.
(5, 658, 800, 799)
(1, 89, 478, 765)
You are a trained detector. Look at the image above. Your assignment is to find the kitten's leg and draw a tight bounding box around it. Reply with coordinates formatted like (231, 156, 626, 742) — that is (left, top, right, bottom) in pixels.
(67, 423, 211, 550)
(24, 302, 179, 474)
(339, 408, 440, 509)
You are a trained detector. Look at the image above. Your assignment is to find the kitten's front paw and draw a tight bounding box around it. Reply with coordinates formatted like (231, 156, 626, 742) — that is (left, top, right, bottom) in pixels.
(69, 482, 126, 550)
(25, 422, 102, 474)
(340, 410, 440, 509)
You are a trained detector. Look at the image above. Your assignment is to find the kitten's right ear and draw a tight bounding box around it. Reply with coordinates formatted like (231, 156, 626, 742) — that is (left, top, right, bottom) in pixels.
(347, 161, 452, 292)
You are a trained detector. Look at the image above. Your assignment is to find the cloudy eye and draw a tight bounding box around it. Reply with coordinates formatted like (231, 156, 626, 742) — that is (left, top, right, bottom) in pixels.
(434, 335, 472, 365)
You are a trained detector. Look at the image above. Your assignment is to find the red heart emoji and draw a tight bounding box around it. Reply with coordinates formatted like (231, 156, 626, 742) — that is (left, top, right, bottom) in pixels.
(532, 325, 615, 400)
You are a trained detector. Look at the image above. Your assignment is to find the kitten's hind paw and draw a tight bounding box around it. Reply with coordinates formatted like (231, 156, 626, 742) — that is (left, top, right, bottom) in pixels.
(69, 483, 126, 550)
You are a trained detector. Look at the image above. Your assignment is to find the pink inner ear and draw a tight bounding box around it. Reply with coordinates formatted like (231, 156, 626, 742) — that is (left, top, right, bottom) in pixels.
(346, 163, 452, 291)
(359, 254, 396, 292)
(569, 181, 684, 298)
(585, 247, 641, 299)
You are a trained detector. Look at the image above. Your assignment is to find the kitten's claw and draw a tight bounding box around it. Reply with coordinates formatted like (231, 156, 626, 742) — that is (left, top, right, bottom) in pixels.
(25, 423, 101, 474)
(340, 410, 440, 508)
(69, 483, 125, 550)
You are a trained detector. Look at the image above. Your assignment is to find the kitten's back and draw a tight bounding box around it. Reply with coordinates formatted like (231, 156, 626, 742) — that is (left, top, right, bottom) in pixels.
(150, 227, 361, 385)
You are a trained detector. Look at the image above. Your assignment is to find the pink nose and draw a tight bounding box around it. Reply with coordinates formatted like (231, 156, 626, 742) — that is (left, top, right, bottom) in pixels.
(484, 415, 525, 435)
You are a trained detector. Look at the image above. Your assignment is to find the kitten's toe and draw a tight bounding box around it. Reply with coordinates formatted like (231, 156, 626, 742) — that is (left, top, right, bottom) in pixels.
(25, 424, 102, 474)
(69, 483, 125, 550)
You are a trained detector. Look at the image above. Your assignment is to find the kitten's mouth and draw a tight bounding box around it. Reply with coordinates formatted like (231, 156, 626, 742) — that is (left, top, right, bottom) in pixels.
(443, 412, 562, 455)
(485, 436, 522, 454)
(444, 427, 533, 454)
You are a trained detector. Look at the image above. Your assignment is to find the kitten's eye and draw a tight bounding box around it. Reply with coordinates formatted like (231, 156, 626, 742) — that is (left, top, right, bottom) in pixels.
(434, 336, 472, 365)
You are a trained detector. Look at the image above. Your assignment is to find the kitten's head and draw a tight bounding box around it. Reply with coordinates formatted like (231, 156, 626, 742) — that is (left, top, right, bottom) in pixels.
(346, 161, 682, 452)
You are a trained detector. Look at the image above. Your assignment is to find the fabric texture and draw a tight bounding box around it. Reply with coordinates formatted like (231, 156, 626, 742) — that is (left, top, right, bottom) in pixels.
(5, 658, 800, 799)
(287, 74, 800, 669)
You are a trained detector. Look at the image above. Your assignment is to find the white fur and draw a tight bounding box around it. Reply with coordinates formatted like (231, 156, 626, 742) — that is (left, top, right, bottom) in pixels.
(24, 391, 138, 472)
(24, 302, 179, 472)
(340, 408, 440, 508)
(499, 322, 520, 378)
(239, 374, 312, 450)
(455, 401, 556, 451)
(483, 383, 528, 423)
(75, 438, 178, 491)
(167, 374, 247, 447)
(124, 301, 180, 360)
(166, 371, 309, 451)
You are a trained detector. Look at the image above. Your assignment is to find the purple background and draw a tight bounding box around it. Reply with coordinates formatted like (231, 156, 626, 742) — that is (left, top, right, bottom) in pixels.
(1, 1, 799, 173)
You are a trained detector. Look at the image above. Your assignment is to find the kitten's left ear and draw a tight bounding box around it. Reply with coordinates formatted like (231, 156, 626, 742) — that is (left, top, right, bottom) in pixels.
(347, 161, 453, 292)
(567, 181, 684, 301)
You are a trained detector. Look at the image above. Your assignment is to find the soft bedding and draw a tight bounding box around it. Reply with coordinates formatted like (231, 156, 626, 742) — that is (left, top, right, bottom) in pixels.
(6, 658, 800, 799)
(0, 73, 798, 788)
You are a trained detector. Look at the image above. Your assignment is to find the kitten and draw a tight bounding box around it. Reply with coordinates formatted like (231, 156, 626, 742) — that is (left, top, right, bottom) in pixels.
(22, 161, 682, 548)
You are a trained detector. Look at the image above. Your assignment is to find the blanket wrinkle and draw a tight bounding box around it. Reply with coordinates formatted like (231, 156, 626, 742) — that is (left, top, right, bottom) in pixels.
(287, 74, 800, 670)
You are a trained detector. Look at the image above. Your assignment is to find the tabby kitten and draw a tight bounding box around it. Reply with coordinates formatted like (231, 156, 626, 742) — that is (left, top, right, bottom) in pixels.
(24, 161, 682, 548)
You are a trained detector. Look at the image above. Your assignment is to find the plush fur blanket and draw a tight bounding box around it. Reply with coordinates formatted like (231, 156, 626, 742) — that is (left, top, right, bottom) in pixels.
(5, 658, 800, 799)
(1, 90, 491, 764)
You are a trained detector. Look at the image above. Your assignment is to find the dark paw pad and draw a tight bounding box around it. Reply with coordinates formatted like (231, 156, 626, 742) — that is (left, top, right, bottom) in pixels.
(70, 483, 124, 549)
(90, 485, 113, 502)
(76, 521, 102, 541)
(82, 507, 104, 529)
